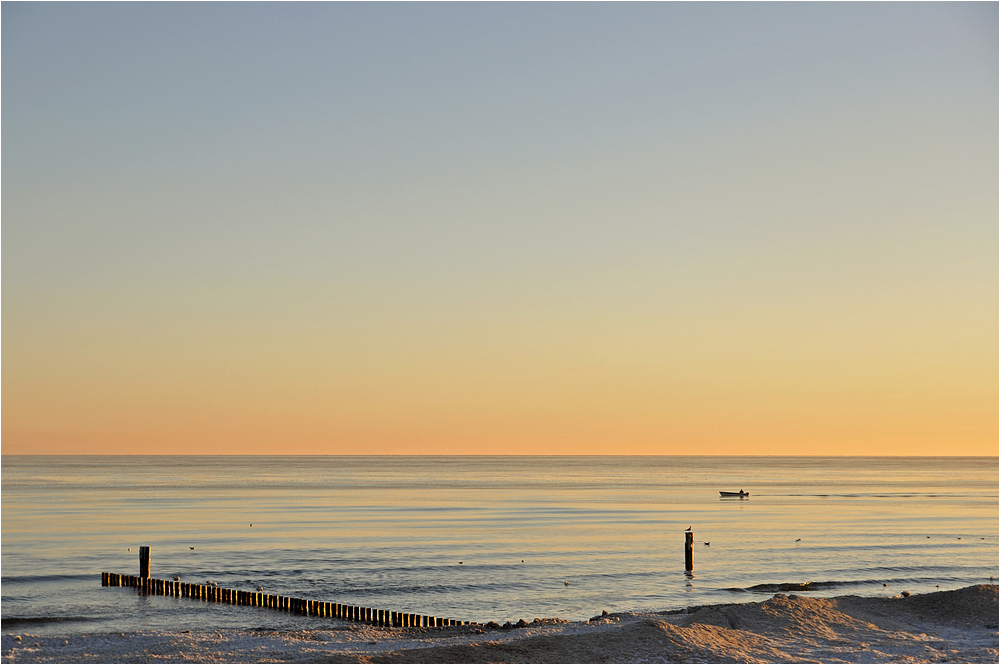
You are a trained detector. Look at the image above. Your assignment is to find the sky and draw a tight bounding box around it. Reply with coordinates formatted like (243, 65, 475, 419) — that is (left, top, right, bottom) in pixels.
(2, 3, 997, 456)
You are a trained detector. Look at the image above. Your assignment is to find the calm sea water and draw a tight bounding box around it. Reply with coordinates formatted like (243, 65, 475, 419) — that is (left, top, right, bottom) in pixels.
(2, 456, 997, 637)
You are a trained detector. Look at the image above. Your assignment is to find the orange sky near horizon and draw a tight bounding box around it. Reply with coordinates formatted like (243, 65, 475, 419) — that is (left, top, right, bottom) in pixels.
(3, 4, 997, 456)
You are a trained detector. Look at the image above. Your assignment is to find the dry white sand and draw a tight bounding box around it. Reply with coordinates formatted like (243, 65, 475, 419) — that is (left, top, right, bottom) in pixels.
(3, 585, 996, 663)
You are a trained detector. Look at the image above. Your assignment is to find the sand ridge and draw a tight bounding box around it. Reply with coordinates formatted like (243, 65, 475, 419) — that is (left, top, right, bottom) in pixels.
(2, 585, 996, 663)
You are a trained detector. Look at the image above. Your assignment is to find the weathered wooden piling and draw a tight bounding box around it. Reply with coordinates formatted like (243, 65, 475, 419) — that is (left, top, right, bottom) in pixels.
(685, 530, 694, 571)
(101, 571, 470, 629)
(139, 546, 150, 578)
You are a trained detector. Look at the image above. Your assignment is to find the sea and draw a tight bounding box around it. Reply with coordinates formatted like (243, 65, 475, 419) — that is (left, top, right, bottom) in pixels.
(2, 456, 997, 638)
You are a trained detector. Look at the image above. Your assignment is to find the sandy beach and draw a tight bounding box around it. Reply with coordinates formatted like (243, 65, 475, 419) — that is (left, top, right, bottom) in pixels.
(3, 584, 995, 663)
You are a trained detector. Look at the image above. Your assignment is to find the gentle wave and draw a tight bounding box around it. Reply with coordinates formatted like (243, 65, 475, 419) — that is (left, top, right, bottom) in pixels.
(721, 574, 983, 594)
(723, 581, 847, 593)
(1, 616, 93, 627)
(0, 574, 97, 584)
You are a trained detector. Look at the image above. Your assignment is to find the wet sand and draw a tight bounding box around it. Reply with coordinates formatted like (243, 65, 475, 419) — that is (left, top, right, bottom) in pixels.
(3, 585, 996, 663)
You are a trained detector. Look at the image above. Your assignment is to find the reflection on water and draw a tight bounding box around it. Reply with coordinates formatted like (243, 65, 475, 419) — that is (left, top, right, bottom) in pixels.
(1, 456, 997, 635)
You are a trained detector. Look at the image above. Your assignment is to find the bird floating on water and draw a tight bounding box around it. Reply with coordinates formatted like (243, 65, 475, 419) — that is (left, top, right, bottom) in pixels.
(564, 581, 570, 586)
(172, 576, 180, 581)
(795, 539, 801, 542)
(703, 542, 710, 546)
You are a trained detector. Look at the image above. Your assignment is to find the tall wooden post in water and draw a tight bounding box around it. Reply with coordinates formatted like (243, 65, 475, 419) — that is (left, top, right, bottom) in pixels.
(139, 546, 150, 578)
(684, 531, 693, 571)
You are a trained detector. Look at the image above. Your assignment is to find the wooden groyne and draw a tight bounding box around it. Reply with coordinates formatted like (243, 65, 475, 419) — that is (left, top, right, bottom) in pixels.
(101, 572, 472, 628)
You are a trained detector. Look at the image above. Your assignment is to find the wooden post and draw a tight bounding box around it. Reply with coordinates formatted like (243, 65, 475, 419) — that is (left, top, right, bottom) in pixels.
(139, 547, 150, 578)
(685, 531, 694, 571)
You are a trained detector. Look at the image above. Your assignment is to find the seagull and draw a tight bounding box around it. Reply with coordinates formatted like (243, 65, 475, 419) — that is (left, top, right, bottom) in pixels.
(795, 539, 801, 542)
(685, 527, 692, 532)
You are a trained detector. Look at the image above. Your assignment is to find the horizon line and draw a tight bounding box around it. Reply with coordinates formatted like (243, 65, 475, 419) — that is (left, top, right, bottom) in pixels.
(2, 453, 996, 458)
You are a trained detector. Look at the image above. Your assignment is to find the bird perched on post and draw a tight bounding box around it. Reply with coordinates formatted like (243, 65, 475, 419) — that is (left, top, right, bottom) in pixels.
(685, 526, 692, 531)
